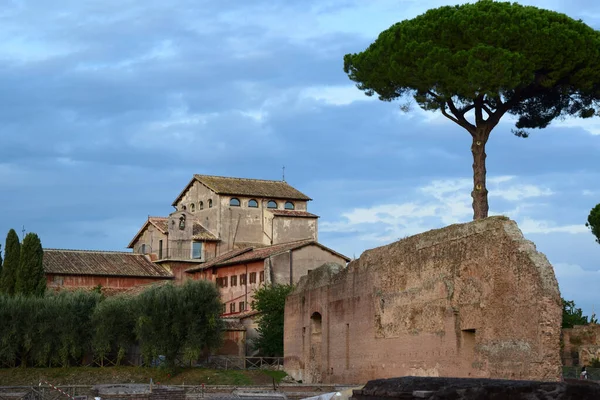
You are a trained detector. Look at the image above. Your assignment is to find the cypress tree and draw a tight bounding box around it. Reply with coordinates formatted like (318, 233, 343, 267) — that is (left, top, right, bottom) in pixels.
(0, 229, 20, 295)
(15, 233, 46, 296)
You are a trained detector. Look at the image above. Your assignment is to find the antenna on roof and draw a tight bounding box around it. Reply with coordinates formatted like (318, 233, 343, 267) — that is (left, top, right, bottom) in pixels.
(282, 166, 286, 182)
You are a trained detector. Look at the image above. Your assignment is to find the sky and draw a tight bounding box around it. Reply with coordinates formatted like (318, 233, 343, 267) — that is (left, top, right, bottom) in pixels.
(0, 0, 599, 316)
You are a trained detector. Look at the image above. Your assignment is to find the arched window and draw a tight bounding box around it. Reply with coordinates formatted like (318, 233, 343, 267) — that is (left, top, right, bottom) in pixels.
(284, 201, 295, 210)
(209, 199, 213, 208)
(140, 244, 147, 254)
(190, 203, 196, 212)
(267, 200, 277, 209)
(230, 198, 241, 207)
(199, 201, 204, 210)
(248, 199, 258, 208)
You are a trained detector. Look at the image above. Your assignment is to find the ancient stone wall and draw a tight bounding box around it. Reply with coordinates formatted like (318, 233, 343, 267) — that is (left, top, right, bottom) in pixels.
(284, 217, 562, 384)
(562, 324, 600, 366)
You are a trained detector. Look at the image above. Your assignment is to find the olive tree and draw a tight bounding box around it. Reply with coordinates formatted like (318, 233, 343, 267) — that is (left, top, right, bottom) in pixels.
(344, 1, 600, 219)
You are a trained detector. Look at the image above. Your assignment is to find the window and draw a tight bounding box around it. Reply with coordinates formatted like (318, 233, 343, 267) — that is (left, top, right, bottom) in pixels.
(223, 276, 228, 287)
(199, 201, 204, 210)
(285, 201, 295, 210)
(230, 303, 235, 313)
(158, 240, 163, 259)
(240, 273, 247, 285)
(216, 277, 222, 287)
(250, 272, 257, 284)
(248, 199, 258, 208)
(239, 301, 245, 312)
(251, 301, 255, 310)
(259, 271, 265, 283)
(221, 304, 226, 314)
(191, 203, 196, 212)
(192, 242, 202, 259)
(208, 199, 213, 208)
(230, 198, 241, 207)
(231, 275, 237, 286)
(140, 244, 147, 254)
(267, 200, 277, 209)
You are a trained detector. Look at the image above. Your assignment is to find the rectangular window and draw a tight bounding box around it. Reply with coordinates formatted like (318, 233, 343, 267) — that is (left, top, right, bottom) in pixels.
(239, 301, 245, 312)
(216, 277, 222, 287)
(259, 271, 265, 283)
(250, 272, 257, 284)
(192, 242, 202, 259)
(240, 274, 247, 285)
(223, 276, 228, 287)
(230, 303, 235, 313)
(221, 304, 226, 314)
(231, 275, 237, 286)
(158, 240, 163, 259)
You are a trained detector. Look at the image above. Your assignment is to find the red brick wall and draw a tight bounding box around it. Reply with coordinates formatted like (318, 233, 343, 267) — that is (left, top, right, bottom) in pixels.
(46, 274, 168, 290)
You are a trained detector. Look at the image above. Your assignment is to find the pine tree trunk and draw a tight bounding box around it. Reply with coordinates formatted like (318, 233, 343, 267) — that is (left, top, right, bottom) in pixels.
(471, 128, 490, 220)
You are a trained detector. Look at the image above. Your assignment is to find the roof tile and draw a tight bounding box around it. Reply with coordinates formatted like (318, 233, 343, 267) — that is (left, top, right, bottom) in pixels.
(43, 249, 173, 278)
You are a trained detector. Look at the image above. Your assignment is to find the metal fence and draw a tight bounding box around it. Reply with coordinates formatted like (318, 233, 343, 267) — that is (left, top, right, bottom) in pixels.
(0, 385, 93, 400)
(562, 366, 600, 380)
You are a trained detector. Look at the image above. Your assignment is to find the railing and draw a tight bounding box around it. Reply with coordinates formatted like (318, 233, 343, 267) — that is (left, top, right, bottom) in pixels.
(0, 385, 93, 400)
(562, 366, 600, 380)
(199, 356, 284, 370)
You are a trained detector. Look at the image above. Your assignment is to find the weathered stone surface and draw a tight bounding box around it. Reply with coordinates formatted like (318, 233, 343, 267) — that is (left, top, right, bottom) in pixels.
(351, 376, 600, 400)
(562, 324, 600, 366)
(284, 217, 562, 384)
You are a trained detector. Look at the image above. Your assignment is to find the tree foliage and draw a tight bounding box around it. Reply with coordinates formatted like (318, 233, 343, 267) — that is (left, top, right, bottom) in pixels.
(0, 229, 20, 296)
(344, 1, 600, 219)
(135, 280, 223, 367)
(586, 203, 600, 244)
(562, 298, 597, 328)
(252, 284, 294, 357)
(0, 280, 223, 368)
(15, 233, 46, 297)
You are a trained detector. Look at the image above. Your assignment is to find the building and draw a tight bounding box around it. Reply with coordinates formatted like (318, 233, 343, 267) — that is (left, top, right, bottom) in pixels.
(44, 249, 174, 294)
(284, 217, 562, 383)
(43, 174, 350, 356)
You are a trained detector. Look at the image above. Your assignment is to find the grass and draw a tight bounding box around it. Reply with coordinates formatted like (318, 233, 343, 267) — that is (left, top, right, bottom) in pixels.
(0, 366, 286, 386)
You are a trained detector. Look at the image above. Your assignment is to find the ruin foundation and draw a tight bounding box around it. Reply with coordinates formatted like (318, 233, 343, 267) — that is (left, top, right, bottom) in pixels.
(284, 217, 562, 384)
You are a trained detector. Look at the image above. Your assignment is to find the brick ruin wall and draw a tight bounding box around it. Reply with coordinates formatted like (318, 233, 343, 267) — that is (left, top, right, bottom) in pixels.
(562, 324, 600, 366)
(284, 217, 562, 384)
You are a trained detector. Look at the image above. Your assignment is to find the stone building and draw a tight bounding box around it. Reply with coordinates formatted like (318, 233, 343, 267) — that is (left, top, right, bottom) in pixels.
(561, 324, 600, 366)
(284, 217, 562, 383)
(44, 249, 174, 294)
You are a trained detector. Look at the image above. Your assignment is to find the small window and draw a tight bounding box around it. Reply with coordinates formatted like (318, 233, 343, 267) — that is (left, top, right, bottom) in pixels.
(240, 274, 247, 285)
(231, 275, 237, 286)
(250, 272, 257, 284)
(216, 277, 222, 287)
(140, 244, 147, 254)
(267, 200, 277, 209)
(285, 201, 295, 210)
(248, 199, 258, 208)
(208, 199, 213, 208)
(192, 242, 202, 259)
(199, 201, 204, 210)
(239, 301, 245, 312)
(230, 303, 235, 313)
(191, 203, 196, 212)
(230, 198, 241, 207)
(259, 271, 265, 283)
(158, 240, 163, 259)
(221, 304, 226, 314)
(223, 276, 228, 287)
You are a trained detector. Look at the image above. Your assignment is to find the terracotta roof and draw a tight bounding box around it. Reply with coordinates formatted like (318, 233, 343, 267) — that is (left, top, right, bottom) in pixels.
(43, 249, 174, 278)
(127, 217, 168, 249)
(270, 210, 319, 218)
(185, 247, 253, 273)
(217, 240, 351, 267)
(172, 175, 311, 206)
(193, 222, 219, 241)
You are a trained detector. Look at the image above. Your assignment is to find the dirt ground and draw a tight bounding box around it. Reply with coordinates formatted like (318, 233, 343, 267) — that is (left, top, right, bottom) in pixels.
(0, 367, 285, 386)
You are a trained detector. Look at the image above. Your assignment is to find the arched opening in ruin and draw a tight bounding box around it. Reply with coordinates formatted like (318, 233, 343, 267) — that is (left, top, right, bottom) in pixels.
(308, 312, 323, 383)
(311, 312, 322, 334)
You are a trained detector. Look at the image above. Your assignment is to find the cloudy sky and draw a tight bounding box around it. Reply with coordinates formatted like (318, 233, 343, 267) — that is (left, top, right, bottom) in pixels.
(0, 0, 599, 315)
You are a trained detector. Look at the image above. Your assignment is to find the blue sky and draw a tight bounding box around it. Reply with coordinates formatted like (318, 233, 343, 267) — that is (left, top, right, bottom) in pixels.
(0, 0, 599, 316)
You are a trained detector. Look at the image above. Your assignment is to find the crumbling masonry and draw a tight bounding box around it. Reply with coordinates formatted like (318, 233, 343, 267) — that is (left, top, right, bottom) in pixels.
(284, 217, 562, 383)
